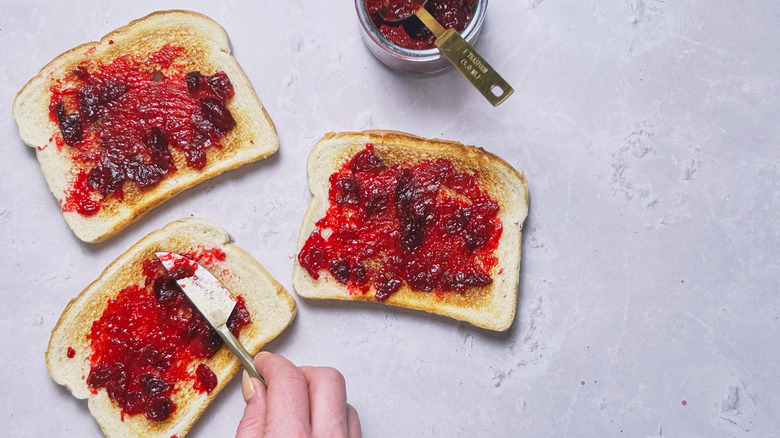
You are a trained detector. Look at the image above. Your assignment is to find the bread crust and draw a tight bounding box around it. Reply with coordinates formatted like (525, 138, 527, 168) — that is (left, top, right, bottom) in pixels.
(292, 130, 529, 331)
(46, 218, 297, 438)
(13, 10, 278, 243)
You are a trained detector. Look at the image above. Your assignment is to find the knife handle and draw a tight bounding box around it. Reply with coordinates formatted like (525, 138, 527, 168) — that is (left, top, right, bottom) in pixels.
(217, 325, 266, 386)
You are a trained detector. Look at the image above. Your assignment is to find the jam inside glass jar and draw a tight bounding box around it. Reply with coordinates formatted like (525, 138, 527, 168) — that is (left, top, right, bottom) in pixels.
(364, 0, 478, 50)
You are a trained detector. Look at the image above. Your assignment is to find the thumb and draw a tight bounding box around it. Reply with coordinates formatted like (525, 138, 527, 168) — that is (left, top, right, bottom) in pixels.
(235, 370, 267, 437)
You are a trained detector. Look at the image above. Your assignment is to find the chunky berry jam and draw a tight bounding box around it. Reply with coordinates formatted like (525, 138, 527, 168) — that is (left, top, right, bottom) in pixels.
(298, 144, 501, 301)
(365, 0, 477, 50)
(50, 44, 236, 216)
(67, 347, 76, 358)
(86, 248, 251, 422)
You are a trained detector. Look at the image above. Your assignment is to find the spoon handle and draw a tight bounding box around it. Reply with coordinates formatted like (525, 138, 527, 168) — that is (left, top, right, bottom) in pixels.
(414, 6, 446, 36)
(415, 7, 513, 106)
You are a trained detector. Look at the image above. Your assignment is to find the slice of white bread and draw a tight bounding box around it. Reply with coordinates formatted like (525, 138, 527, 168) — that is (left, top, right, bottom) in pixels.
(292, 131, 529, 331)
(46, 218, 297, 438)
(13, 10, 278, 243)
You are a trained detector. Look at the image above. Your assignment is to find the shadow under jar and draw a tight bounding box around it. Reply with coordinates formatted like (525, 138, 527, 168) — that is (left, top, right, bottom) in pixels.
(356, 0, 488, 74)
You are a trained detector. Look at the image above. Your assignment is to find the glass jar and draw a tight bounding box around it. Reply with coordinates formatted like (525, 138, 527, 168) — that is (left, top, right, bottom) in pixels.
(355, 0, 488, 74)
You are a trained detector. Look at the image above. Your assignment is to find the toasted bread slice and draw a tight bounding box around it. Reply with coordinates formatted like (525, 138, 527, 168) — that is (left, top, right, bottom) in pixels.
(292, 131, 529, 331)
(46, 218, 296, 438)
(13, 10, 278, 243)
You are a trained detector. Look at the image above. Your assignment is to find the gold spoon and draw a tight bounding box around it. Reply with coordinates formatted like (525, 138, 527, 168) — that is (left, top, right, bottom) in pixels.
(379, 0, 513, 106)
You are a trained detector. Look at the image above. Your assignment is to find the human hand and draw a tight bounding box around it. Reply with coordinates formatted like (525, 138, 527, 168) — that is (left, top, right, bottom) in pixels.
(236, 352, 361, 437)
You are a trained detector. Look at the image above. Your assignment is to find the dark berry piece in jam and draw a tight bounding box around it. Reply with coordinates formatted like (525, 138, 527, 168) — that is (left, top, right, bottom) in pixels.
(55, 103, 83, 146)
(464, 218, 495, 252)
(200, 97, 236, 132)
(399, 212, 428, 251)
(186, 71, 201, 94)
(87, 148, 126, 195)
(394, 169, 415, 209)
(202, 71, 234, 100)
(127, 156, 169, 189)
(73, 65, 89, 79)
(194, 364, 218, 394)
(138, 346, 171, 369)
(144, 127, 175, 173)
(87, 363, 119, 389)
(364, 192, 389, 216)
(335, 175, 361, 205)
(78, 80, 129, 122)
(122, 391, 146, 416)
(443, 269, 492, 291)
(142, 376, 173, 396)
(329, 258, 352, 284)
(354, 264, 368, 285)
(199, 328, 224, 358)
(375, 278, 402, 301)
(350, 145, 386, 173)
(146, 395, 174, 422)
(144, 126, 168, 151)
(297, 144, 502, 299)
(153, 277, 183, 306)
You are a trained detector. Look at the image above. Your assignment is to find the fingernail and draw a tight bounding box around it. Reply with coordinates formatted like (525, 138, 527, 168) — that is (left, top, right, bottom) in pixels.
(257, 350, 271, 356)
(241, 370, 255, 402)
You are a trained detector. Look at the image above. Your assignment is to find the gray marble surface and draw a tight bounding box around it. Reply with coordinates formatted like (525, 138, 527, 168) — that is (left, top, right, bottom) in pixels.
(1, 1, 779, 437)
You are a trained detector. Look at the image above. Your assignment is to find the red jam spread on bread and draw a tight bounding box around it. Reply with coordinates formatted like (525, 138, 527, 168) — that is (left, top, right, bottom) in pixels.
(49, 44, 237, 216)
(86, 247, 250, 422)
(365, 0, 476, 50)
(298, 144, 501, 301)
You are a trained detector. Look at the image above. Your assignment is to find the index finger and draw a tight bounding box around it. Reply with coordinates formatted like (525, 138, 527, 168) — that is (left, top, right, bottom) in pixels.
(254, 352, 312, 436)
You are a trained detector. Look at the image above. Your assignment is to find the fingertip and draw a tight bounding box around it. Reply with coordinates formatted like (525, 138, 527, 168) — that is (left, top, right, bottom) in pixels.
(241, 370, 254, 402)
(347, 403, 362, 438)
(236, 374, 268, 437)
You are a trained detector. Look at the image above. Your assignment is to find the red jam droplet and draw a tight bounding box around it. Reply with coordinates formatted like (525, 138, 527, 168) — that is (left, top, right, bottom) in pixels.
(365, 0, 477, 50)
(49, 44, 236, 216)
(86, 249, 251, 422)
(298, 144, 502, 301)
(67, 347, 76, 358)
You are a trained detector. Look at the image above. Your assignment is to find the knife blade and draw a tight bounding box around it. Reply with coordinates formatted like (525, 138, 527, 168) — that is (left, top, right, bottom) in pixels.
(155, 251, 265, 385)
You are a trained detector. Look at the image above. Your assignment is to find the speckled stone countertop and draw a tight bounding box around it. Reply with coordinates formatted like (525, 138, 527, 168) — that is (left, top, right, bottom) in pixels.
(1, 1, 778, 437)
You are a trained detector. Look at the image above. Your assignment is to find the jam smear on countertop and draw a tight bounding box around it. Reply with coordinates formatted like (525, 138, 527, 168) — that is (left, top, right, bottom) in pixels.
(365, 0, 477, 50)
(50, 44, 237, 216)
(298, 144, 502, 301)
(86, 247, 251, 422)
